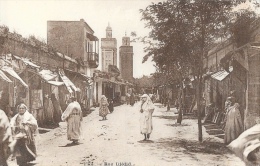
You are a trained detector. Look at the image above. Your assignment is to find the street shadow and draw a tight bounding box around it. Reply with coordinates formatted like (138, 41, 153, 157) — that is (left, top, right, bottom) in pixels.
(151, 137, 231, 155)
(153, 115, 198, 120)
(138, 140, 154, 143)
(153, 115, 178, 120)
(23, 163, 37, 166)
(59, 142, 82, 147)
(99, 119, 108, 121)
(166, 123, 190, 127)
(142, 137, 232, 163)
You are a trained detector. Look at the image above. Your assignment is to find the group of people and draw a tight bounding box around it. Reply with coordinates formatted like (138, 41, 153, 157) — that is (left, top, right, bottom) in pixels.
(0, 93, 156, 165)
(98, 94, 155, 141)
(0, 96, 83, 166)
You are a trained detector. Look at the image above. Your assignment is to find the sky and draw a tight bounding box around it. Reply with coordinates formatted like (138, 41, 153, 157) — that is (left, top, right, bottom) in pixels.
(0, 0, 162, 78)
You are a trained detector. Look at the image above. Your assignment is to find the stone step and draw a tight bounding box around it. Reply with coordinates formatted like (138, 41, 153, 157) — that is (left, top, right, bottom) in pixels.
(203, 124, 222, 130)
(206, 129, 224, 135)
(215, 134, 225, 139)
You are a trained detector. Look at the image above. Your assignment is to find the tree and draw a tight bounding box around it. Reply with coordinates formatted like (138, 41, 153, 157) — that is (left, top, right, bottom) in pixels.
(139, 0, 248, 142)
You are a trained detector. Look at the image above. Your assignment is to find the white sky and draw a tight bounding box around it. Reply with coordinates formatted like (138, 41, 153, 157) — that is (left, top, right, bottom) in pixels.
(0, 0, 162, 78)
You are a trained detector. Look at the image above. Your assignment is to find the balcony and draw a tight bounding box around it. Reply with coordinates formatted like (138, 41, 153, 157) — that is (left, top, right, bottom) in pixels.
(86, 52, 99, 68)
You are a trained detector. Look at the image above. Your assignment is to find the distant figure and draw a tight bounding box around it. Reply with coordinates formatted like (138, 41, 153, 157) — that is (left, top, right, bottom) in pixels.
(130, 92, 135, 106)
(10, 103, 38, 166)
(61, 97, 82, 145)
(139, 94, 155, 141)
(0, 110, 12, 166)
(99, 95, 109, 120)
(126, 92, 130, 105)
(224, 96, 243, 144)
(108, 98, 114, 113)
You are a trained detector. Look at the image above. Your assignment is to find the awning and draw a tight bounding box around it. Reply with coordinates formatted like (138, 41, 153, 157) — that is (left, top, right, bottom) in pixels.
(12, 55, 40, 69)
(47, 81, 64, 86)
(1, 66, 28, 87)
(58, 70, 79, 93)
(95, 77, 110, 82)
(86, 33, 98, 41)
(0, 70, 12, 82)
(39, 70, 58, 81)
(211, 66, 233, 81)
(38, 69, 66, 86)
(64, 69, 92, 84)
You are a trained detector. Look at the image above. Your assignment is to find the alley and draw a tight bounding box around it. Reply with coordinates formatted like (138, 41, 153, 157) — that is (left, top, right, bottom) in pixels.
(9, 103, 244, 166)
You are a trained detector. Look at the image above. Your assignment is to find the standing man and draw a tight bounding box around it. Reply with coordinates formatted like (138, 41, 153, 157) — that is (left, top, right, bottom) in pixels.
(61, 97, 82, 145)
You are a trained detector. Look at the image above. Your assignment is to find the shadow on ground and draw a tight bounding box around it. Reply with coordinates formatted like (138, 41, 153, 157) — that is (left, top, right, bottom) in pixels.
(153, 114, 198, 120)
(166, 123, 190, 127)
(151, 137, 231, 155)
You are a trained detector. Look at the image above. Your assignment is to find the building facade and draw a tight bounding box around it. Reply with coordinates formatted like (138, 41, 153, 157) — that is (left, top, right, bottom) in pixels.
(0, 25, 91, 126)
(47, 19, 99, 76)
(47, 19, 99, 107)
(119, 35, 133, 82)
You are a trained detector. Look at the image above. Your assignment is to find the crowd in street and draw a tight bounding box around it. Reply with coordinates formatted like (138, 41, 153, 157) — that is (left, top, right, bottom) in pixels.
(0, 91, 156, 166)
(3, 86, 260, 166)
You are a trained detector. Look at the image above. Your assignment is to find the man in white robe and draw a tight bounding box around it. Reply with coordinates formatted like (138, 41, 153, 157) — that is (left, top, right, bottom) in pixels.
(61, 97, 82, 144)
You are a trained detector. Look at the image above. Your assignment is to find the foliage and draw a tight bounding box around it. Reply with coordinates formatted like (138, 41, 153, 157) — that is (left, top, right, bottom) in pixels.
(134, 75, 154, 88)
(138, 0, 250, 142)
(230, 9, 257, 47)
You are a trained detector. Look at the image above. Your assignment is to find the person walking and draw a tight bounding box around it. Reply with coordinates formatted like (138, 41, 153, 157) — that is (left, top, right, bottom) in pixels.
(0, 109, 12, 166)
(139, 94, 155, 141)
(61, 97, 82, 145)
(10, 103, 38, 166)
(99, 95, 109, 121)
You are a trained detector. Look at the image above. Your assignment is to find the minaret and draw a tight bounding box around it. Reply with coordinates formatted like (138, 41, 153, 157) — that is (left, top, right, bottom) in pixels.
(101, 23, 117, 72)
(106, 23, 112, 38)
(119, 33, 133, 82)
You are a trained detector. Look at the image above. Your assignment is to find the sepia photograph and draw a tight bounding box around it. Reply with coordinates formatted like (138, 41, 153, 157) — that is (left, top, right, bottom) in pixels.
(0, 0, 260, 165)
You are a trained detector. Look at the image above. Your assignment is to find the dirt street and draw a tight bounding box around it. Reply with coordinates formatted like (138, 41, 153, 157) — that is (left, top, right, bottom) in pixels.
(8, 103, 244, 166)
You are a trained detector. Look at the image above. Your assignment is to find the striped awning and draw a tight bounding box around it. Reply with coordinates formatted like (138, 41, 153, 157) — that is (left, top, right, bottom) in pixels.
(211, 66, 233, 81)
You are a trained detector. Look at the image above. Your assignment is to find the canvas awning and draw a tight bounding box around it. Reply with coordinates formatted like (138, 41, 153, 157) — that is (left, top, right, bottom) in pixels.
(47, 81, 64, 86)
(38, 69, 58, 81)
(38, 69, 65, 86)
(12, 55, 40, 69)
(95, 77, 110, 82)
(58, 70, 79, 93)
(64, 69, 92, 84)
(0, 70, 12, 82)
(1, 66, 28, 87)
(211, 66, 233, 81)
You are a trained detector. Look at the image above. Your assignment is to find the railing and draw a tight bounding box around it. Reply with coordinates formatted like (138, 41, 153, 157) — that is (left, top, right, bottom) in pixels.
(86, 52, 99, 68)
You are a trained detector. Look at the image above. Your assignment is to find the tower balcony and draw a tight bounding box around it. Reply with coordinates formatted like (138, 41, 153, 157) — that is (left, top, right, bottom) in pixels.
(86, 52, 99, 68)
